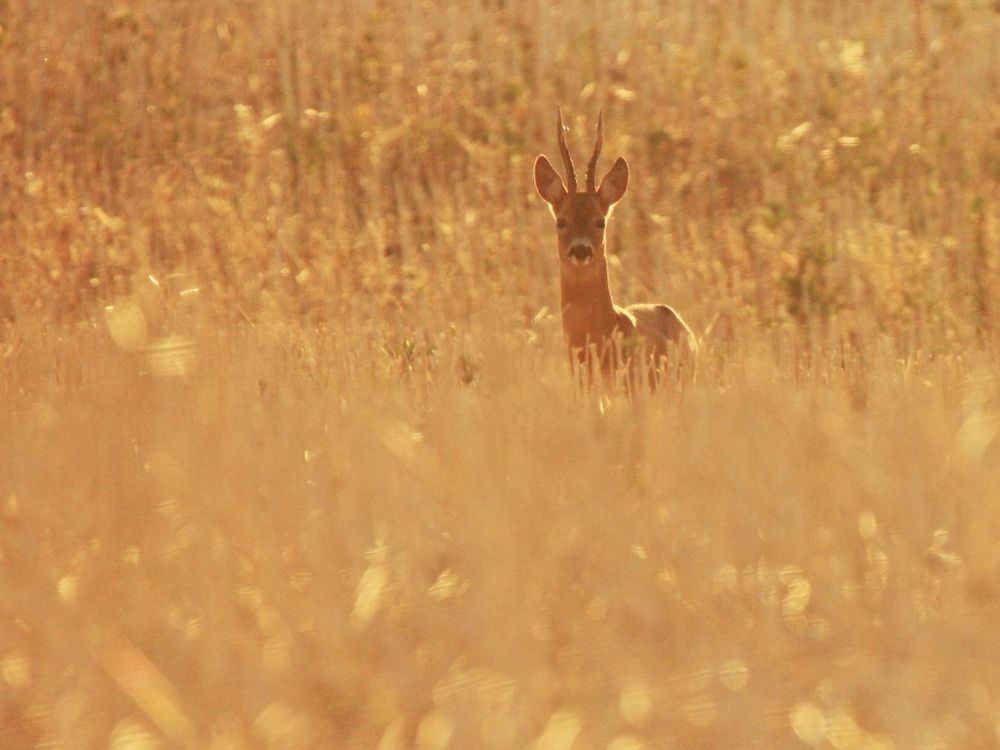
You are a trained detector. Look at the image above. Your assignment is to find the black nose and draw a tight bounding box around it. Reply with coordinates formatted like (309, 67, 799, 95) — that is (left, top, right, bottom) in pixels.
(568, 244, 593, 261)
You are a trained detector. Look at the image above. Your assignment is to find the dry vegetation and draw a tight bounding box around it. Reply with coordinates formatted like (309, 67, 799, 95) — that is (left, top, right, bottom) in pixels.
(2, 0, 1000, 747)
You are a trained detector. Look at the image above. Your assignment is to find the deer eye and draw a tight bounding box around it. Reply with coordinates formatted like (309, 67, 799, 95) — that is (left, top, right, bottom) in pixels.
(596, 218, 606, 229)
(556, 218, 568, 229)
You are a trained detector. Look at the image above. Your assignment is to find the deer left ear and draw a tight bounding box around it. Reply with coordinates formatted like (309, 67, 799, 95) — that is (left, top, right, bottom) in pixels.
(597, 157, 629, 207)
(534, 155, 567, 207)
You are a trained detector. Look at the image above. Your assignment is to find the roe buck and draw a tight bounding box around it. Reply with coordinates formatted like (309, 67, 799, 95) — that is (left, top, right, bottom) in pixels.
(533, 110, 697, 384)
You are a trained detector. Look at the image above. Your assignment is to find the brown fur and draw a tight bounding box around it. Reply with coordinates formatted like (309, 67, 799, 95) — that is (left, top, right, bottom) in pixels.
(534, 112, 697, 384)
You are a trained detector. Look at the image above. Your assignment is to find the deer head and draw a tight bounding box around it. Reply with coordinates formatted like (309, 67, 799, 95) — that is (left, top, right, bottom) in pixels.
(533, 110, 629, 277)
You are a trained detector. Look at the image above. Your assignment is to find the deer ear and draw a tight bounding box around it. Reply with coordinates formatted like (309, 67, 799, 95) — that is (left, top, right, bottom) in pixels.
(597, 157, 629, 207)
(534, 155, 567, 207)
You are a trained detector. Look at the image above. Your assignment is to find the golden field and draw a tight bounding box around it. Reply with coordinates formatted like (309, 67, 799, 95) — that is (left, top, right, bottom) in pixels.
(2, 0, 1000, 747)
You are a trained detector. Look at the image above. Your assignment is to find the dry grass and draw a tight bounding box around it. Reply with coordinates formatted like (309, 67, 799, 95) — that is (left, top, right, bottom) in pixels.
(2, 0, 1000, 747)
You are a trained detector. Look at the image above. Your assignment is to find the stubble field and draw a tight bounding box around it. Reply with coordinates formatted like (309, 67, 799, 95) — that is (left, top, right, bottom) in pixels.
(2, 0, 1000, 747)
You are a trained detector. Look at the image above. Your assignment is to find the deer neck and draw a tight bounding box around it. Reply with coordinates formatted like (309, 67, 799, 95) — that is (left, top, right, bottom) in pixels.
(559, 259, 618, 349)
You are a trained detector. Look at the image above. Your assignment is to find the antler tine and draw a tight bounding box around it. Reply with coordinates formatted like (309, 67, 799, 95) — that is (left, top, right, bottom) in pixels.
(586, 110, 604, 193)
(556, 108, 578, 194)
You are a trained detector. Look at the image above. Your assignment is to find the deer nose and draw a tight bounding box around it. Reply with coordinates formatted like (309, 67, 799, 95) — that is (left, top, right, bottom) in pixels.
(568, 243, 594, 264)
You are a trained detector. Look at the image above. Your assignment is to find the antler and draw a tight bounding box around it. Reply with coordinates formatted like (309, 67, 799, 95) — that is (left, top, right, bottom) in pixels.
(586, 110, 604, 194)
(556, 108, 577, 194)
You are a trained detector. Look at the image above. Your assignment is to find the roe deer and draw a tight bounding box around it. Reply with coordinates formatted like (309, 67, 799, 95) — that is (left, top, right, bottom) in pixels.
(533, 110, 697, 385)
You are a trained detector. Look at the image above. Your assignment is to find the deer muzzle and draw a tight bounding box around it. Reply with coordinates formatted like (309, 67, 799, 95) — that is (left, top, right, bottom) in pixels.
(567, 242, 594, 265)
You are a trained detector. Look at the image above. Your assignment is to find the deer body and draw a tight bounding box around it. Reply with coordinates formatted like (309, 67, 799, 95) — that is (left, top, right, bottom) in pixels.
(535, 111, 696, 381)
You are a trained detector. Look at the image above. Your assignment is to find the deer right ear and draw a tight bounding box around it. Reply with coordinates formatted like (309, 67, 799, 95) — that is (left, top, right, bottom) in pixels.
(534, 155, 567, 207)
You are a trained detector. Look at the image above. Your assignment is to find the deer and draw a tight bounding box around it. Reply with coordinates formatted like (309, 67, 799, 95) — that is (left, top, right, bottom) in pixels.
(533, 110, 697, 386)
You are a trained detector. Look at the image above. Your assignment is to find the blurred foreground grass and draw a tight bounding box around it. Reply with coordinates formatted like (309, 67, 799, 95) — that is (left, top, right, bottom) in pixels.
(3, 319, 1000, 748)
